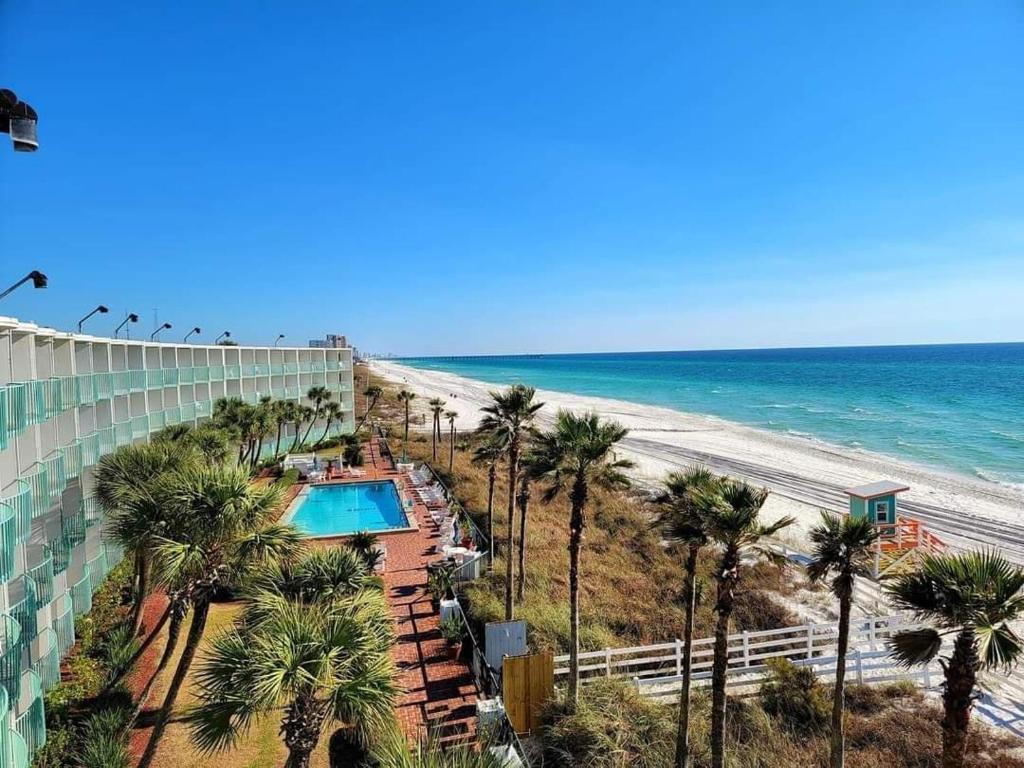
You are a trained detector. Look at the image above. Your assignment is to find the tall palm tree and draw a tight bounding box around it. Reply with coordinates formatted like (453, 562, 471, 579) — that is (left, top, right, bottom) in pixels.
(300, 386, 332, 447)
(187, 547, 396, 768)
(315, 401, 344, 447)
(530, 409, 633, 709)
(479, 385, 544, 621)
(289, 404, 315, 453)
(807, 512, 878, 768)
(471, 438, 504, 563)
(137, 466, 302, 768)
(887, 551, 1024, 768)
(445, 410, 458, 473)
(428, 398, 446, 461)
(356, 385, 383, 432)
(397, 389, 416, 461)
(247, 397, 276, 471)
(93, 442, 197, 633)
(702, 481, 793, 768)
(271, 399, 293, 459)
(654, 465, 722, 768)
(514, 468, 531, 604)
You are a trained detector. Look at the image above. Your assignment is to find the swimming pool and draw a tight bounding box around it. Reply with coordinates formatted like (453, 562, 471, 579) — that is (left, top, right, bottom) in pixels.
(287, 481, 410, 537)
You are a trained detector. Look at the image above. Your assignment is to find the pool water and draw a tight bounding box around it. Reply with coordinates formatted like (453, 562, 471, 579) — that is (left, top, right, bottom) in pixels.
(288, 481, 409, 536)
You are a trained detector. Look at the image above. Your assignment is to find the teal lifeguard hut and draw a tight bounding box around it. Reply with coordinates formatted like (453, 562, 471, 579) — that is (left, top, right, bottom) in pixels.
(844, 480, 945, 577)
(844, 481, 909, 526)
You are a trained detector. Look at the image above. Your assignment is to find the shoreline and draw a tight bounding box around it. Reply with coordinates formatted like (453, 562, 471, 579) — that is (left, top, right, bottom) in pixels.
(370, 360, 1024, 556)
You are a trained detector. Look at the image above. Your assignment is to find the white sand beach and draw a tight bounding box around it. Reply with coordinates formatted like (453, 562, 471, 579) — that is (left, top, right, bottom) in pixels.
(371, 361, 1024, 558)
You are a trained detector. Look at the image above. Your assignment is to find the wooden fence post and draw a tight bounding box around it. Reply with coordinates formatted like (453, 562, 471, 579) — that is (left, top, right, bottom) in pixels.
(806, 624, 816, 659)
(605, 648, 612, 678)
(742, 631, 750, 667)
(675, 639, 682, 677)
(855, 648, 864, 685)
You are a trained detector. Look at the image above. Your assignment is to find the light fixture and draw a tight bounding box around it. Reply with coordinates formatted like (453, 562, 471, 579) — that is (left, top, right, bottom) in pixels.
(114, 313, 139, 339)
(0, 89, 39, 152)
(0, 270, 48, 301)
(150, 322, 172, 341)
(77, 304, 109, 333)
(215, 331, 231, 344)
(274, 334, 285, 347)
(184, 327, 201, 342)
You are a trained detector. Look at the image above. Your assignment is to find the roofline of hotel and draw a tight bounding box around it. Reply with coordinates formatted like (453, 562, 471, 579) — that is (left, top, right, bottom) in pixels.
(0, 314, 351, 352)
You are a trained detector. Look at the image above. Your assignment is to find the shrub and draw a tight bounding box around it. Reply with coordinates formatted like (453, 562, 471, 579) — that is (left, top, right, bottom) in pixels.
(344, 442, 365, 466)
(277, 467, 300, 487)
(759, 658, 829, 736)
(539, 679, 675, 768)
(75, 707, 132, 768)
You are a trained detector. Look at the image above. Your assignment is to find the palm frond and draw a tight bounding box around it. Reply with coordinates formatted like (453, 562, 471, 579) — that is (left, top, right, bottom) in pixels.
(888, 627, 943, 668)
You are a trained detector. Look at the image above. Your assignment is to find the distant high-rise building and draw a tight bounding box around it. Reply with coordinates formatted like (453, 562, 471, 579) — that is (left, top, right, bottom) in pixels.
(309, 333, 348, 349)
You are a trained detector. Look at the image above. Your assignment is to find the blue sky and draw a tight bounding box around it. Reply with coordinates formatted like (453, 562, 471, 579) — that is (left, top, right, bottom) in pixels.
(2, 2, 1023, 355)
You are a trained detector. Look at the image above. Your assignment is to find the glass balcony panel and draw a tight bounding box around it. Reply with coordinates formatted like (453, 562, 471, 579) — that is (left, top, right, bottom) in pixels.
(23, 465, 50, 520)
(27, 548, 54, 606)
(179, 367, 194, 385)
(111, 371, 130, 397)
(0, 613, 22, 701)
(10, 578, 38, 642)
(1, 482, 32, 544)
(113, 421, 132, 448)
(131, 414, 150, 440)
(0, 503, 15, 582)
(77, 373, 96, 406)
(70, 568, 92, 616)
(54, 598, 74, 658)
(82, 498, 102, 529)
(3, 384, 29, 441)
(35, 629, 60, 691)
(13, 671, 44, 758)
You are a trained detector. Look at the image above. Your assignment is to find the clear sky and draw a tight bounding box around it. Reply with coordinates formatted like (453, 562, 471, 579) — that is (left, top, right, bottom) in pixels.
(2, 2, 1023, 355)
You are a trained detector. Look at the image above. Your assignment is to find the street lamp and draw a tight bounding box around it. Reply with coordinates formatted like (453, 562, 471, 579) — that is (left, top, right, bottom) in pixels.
(77, 304, 108, 333)
(0, 89, 39, 152)
(274, 334, 285, 347)
(114, 313, 139, 339)
(184, 327, 201, 342)
(0, 270, 47, 301)
(214, 331, 230, 344)
(150, 322, 172, 341)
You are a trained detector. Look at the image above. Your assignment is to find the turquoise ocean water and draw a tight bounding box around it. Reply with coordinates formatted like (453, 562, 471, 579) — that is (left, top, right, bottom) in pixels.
(398, 344, 1024, 487)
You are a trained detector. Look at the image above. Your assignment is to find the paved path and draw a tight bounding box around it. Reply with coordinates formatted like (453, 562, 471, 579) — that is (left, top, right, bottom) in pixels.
(361, 439, 479, 744)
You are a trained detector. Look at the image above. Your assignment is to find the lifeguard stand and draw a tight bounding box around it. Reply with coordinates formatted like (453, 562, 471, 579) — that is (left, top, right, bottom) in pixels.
(844, 481, 944, 578)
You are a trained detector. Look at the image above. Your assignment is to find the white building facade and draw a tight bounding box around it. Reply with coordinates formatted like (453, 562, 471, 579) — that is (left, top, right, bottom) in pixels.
(0, 315, 354, 766)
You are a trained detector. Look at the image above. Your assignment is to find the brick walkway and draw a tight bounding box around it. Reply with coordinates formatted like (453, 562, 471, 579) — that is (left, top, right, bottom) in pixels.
(328, 439, 479, 744)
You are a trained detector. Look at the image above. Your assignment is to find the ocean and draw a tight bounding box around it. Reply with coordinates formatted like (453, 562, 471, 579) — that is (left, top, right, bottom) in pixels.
(397, 343, 1024, 487)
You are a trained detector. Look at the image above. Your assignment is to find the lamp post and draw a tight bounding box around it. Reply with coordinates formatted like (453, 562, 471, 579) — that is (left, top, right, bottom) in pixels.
(114, 313, 139, 339)
(214, 331, 230, 344)
(77, 304, 109, 333)
(274, 334, 285, 347)
(0, 89, 39, 152)
(184, 327, 201, 342)
(0, 270, 47, 301)
(150, 322, 172, 341)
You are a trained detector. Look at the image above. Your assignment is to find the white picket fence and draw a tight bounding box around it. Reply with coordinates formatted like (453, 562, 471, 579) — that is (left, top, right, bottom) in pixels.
(552, 614, 936, 698)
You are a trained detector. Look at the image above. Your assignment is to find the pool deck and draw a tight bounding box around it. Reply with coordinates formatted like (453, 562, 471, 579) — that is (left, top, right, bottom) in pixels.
(311, 438, 479, 745)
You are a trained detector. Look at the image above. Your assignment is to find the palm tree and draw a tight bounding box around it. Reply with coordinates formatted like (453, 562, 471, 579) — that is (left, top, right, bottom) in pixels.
(807, 512, 879, 768)
(471, 438, 504, 563)
(271, 400, 293, 459)
(654, 465, 722, 768)
(187, 547, 396, 768)
(702, 481, 794, 768)
(479, 385, 544, 620)
(315, 401, 344, 447)
(247, 396, 276, 471)
(93, 442, 197, 634)
(300, 386, 332, 447)
(445, 410, 458, 472)
(290, 405, 315, 453)
(514, 468, 531, 604)
(530, 409, 633, 709)
(356, 385, 384, 432)
(429, 398, 446, 461)
(397, 389, 416, 461)
(190, 424, 233, 465)
(137, 466, 302, 768)
(887, 551, 1024, 768)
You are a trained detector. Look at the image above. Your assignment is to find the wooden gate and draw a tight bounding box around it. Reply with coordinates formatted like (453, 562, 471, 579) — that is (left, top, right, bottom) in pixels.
(502, 650, 554, 734)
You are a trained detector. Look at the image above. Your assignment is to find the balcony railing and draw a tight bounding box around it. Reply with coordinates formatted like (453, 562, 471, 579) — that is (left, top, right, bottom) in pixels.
(13, 670, 44, 759)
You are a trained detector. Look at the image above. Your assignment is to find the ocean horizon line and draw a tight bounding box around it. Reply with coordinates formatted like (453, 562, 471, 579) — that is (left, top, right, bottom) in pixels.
(393, 339, 1024, 361)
